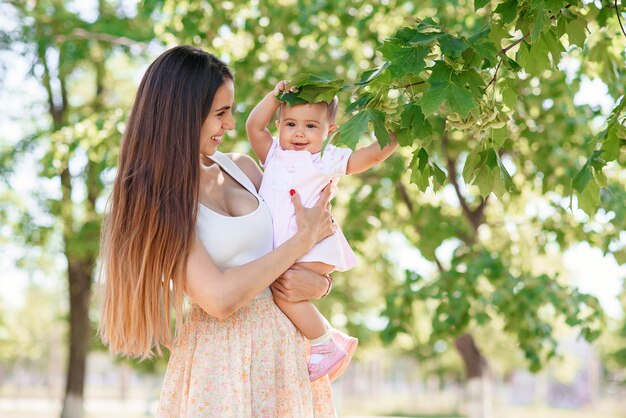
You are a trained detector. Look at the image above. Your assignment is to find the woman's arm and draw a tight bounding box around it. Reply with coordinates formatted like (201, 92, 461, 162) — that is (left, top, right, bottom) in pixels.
(186, 186, 334, 319)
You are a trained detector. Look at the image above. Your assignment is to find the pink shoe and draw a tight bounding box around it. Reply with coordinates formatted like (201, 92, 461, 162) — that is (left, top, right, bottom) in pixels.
(328, 328, 359, 382)
(308, 338, 347, 381)
(328, 329, 358, 383)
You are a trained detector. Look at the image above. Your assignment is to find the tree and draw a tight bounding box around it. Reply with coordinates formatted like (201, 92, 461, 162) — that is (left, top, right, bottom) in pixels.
(148, 1, 623, 414)
(2, 0, 624, 417)
(1, 1, 155, 416)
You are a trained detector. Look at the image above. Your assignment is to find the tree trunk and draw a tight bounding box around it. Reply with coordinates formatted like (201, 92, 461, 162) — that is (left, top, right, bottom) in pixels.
(455, 333, 492, 418)
(60, 259, 93, 418)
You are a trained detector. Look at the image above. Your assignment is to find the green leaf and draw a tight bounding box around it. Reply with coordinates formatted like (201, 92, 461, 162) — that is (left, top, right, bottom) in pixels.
(355, 62, 390, 86)
(409, 31, 446, 45)
(409, 147, 447, 191)
(369, 109, 392, 147)
(448, 84, 476, 117)
(297, 84, 342, 104)
(471, 40, 500, 67)
(531, 8, 549, 42)
(517, 41, 550, 76)
(334, 111, 371, 150)
(474, 164, 495, 198)
(395, 128, 413, 147)
(486, 148, 498, 169)
(380, 40, 430, 77)
(401, 104, 430, 135)
(428, 61, 453, 84)
(577, 178, 600, 215)
(495, 0, 519, 24)
(492, 126, 509, 147)
(422, 63, 477, 117)
(392, 27, 420, 42)
(280, 91, 309, 106)
(502, 85, 518, 109)
(572, 150, 606, 193)
(334, 109, 392, 150)
(409, 148, 430, 190)
(345, 93, 374, 114)
(432, 162, 448, 187)
(601, 128, 620, 161)
(474, 0, 490, 11)
(462, 145, 483, 184)
(279, 74, 344, 105)
(439, 34, 470, 59)
(497, 156, 516, 193)
(421, 84, 450, 116)
(565, 16, 588, 47)
(541, 31, 565, 66)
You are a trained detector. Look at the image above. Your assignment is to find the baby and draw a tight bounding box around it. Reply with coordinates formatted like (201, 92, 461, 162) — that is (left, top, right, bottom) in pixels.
(246, 80, 397, 381)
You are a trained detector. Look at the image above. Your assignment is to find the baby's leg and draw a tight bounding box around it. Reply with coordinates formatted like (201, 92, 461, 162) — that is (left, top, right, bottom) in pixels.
(274, 299, 328, 339)
(273, 261, 351, 381)
(273, 261, 333, 340)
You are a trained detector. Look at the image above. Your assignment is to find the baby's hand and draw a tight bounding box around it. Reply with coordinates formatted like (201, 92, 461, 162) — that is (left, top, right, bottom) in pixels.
(273, 80, 296, 97)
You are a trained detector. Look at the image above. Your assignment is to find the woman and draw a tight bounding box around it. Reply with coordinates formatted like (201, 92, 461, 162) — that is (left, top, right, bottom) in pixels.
(98, 46, 337, 417)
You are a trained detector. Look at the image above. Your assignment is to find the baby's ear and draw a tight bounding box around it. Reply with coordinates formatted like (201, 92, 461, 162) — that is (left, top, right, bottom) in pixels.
(328, 124, 338, 134)
(275, 120, 281, 130)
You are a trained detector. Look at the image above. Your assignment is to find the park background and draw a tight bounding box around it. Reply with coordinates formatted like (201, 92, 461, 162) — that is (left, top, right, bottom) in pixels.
(0, 0, 625, 417)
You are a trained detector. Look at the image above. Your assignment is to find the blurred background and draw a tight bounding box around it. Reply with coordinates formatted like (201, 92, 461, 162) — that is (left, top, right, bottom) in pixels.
(0, 0, 625, 417)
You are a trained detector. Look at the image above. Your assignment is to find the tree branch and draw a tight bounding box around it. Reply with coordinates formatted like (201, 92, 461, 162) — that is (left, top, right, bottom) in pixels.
(485, 57, 503, 90)
(55, 28, 148, 49)
(396, 179, 414, 214)
(487, 4, 574, 89)
(616, 0, 626, 39)
(501, 32, 530, 55)
(396, 179, 446, 272)
(403, 81, 426, 89)
(441, 133, 488, 237)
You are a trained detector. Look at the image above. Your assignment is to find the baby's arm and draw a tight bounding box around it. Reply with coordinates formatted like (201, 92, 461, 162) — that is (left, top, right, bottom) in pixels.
(346, 134, 398, 175)
(245, 80, 293, 164)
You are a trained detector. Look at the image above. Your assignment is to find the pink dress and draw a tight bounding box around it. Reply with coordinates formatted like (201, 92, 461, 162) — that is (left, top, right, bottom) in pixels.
(259, 139, 357, 271)
(156, 152, 336, 417)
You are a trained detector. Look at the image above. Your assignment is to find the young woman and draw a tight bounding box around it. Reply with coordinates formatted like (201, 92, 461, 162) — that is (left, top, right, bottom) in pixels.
(98, 46, 338, 417)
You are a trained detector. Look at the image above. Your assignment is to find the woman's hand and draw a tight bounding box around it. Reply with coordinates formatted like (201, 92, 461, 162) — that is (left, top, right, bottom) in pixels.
(271, 266, 329, 303)
(291, 184, 334, 247)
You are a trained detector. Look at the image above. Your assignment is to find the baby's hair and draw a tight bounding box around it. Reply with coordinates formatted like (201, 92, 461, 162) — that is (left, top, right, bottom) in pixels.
(326, 96, 339, 123)
(279, 96, 339, 123)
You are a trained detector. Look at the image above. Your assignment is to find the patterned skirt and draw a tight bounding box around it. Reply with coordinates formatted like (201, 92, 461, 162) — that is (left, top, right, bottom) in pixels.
(156, 297, 336, 417)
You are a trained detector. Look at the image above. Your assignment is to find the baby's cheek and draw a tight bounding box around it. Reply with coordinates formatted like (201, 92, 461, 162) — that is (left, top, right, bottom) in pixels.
(278, 137, 291, 150)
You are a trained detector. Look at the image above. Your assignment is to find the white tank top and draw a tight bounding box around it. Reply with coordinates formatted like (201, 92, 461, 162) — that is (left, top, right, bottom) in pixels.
(195, 152, 274, 299)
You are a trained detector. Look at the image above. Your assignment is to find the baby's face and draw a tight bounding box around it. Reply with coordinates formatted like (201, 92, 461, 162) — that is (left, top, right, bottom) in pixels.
(277, 103, 336, 153)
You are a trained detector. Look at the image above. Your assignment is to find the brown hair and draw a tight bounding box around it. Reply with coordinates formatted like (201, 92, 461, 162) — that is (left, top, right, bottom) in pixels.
(98, 46, 233, 359)
(326, 96, 339, 123)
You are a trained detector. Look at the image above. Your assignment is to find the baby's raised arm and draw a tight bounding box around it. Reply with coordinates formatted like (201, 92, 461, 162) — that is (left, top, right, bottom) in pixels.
(346, 134, 398, 175)
(246, 80, 293, 164)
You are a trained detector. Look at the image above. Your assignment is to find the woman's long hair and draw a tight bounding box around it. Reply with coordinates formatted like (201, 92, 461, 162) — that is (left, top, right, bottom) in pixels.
(98, 46, 233, 359)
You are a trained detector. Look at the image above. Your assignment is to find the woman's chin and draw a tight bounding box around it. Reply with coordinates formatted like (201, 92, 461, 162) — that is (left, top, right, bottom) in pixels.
(201, 145, 218, 156)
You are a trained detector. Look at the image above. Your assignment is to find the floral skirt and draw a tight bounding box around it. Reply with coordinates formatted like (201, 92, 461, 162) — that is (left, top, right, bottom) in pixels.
(156, 297, 336, 417)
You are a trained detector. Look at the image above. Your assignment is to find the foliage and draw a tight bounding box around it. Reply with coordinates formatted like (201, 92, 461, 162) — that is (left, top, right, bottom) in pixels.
(1, 0, 624, 391)
(0, 282, 66, 369)
(382, 252, 604, 372)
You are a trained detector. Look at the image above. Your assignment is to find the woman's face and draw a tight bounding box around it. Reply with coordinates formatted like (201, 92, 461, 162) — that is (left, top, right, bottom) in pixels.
(200, 79, 235, 156)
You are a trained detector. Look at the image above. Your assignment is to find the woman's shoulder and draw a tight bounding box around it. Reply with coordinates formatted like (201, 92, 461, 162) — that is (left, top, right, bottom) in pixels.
(225, 152, 263, 191)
